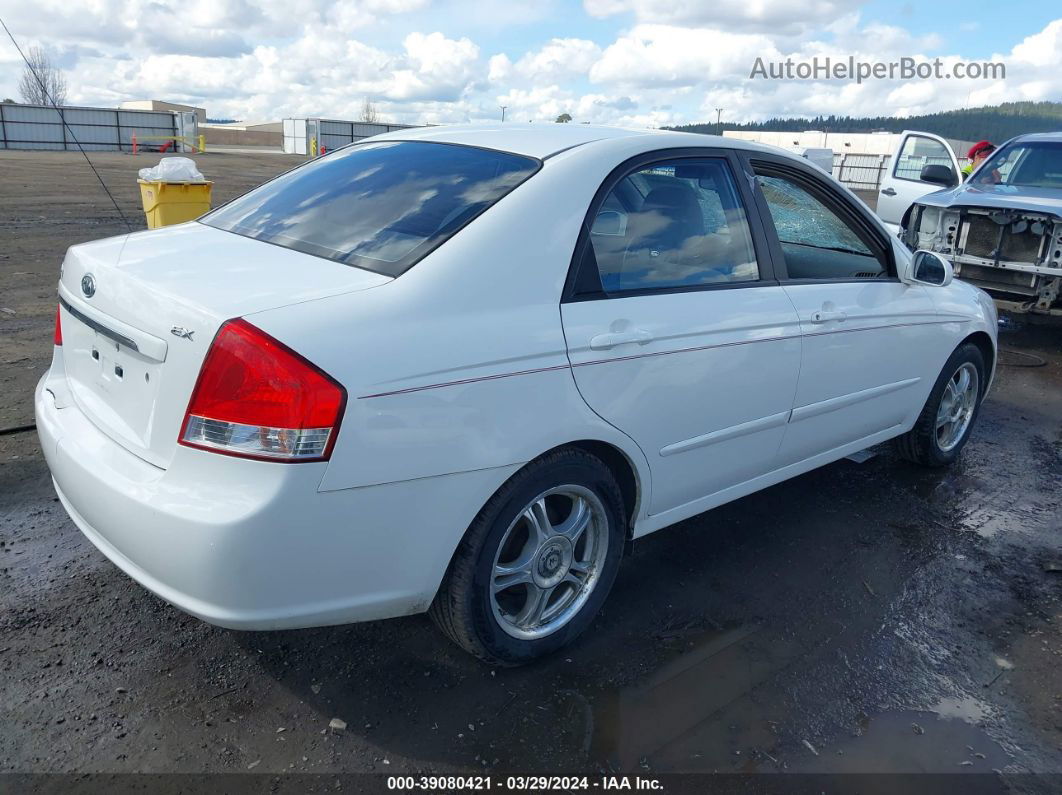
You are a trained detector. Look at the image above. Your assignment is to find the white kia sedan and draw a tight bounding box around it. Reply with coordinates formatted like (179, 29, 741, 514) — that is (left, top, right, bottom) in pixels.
(36, 125, 997, 664)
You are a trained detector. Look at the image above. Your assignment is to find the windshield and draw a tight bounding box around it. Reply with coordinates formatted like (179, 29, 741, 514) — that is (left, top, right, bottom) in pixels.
(201, 140, 541, 276)
(973, 141, 1062, 189)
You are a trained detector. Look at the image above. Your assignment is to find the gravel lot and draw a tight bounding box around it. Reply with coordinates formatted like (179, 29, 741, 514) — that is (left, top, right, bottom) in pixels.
(1, 150, 1061, 786)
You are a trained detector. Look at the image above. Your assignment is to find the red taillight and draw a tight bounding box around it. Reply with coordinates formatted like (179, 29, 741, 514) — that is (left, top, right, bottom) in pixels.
(179, 319, 346, 462)
(54, 304, 63, 346)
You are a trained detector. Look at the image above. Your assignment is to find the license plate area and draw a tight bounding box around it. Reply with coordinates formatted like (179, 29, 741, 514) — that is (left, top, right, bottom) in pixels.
(63, 314, 164, 453)
(92, 336, 133, 385)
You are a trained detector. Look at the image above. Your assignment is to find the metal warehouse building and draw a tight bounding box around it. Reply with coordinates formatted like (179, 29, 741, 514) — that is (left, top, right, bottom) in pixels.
(0, 101, 199, 152)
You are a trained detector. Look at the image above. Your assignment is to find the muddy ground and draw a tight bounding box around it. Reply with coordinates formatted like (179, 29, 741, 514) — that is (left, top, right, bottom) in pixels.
(0, 150, 304, 431)
(1, 150, 1061, 788)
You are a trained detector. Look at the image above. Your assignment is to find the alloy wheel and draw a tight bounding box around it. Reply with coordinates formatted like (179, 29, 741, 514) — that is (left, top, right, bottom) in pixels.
(489, 485, 610, 640)
(936, 361, 979, 452)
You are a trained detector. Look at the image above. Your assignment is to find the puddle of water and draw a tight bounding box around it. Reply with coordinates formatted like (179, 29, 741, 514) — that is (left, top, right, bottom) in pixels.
(588, 616, 1009, 777)
(788, 710, 1010, 774)
(932, 695, 991, 723)
(591, 623, 796, 772)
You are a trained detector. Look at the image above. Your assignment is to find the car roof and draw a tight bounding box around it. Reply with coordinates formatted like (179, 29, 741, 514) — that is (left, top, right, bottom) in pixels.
(367, 122, 783, 160)
(1011, 132, 1062, 144)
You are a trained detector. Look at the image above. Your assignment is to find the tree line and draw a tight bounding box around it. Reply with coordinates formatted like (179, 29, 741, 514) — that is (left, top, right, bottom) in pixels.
(666, 102, 1062, 144)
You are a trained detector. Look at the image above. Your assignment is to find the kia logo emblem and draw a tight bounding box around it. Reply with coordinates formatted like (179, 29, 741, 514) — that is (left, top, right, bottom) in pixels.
(81, 273, 96, 298)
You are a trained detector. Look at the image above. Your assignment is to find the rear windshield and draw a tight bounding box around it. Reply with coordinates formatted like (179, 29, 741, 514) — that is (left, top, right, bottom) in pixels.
(201, 140, 541, 276)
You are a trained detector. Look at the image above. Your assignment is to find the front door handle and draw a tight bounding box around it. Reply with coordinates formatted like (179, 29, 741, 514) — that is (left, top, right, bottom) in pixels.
(810, 310, 848, 323)
(589, 329, 654, 350)
(807, 309, 849, 322)
(880, 187, 897, 196)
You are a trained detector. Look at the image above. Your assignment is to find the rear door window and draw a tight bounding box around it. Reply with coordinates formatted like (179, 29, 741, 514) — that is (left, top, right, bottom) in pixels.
(584, 158, 759, 294)
(202, 141, 540, 277)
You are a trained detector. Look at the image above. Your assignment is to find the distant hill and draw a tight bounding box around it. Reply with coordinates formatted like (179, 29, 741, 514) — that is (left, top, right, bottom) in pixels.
(667, 101, 1062, 144)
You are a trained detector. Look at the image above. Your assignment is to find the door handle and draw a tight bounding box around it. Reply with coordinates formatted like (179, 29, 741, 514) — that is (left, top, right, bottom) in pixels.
(810, 310, 848, 323)
(880, 187, 897, 196)
(589, 329, 654, 350)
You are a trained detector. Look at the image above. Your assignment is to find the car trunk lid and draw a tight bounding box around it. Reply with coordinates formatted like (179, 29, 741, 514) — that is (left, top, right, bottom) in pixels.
(57, 223, 390, 469)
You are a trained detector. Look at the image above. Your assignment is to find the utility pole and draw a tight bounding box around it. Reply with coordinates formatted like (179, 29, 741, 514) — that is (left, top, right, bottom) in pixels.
(500, 105, 507, 122)
(715, 107, 724, 125)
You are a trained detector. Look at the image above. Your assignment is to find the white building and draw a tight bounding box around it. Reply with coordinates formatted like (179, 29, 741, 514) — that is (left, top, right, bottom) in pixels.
(723, 129, 974, 159)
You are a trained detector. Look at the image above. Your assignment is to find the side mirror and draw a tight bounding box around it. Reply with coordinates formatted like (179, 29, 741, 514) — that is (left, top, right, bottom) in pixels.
(907, 249, 954, 287)
(919, 164, 958, 187)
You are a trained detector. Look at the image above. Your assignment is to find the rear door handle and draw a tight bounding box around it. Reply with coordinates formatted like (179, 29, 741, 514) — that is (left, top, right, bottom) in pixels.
(810, 310, 848, 323)
(880, 187, 897, 196)
(589, 329, 654, 350)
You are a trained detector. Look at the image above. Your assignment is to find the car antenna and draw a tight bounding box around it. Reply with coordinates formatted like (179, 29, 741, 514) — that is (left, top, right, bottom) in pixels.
(0, 16, 134, 233)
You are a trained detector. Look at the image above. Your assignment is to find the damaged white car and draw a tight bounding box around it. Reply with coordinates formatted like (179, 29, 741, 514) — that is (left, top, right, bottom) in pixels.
(900, 133, 1062, 315)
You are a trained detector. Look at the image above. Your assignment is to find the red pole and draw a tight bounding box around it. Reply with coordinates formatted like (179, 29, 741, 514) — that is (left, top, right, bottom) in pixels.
(132, 134, 137, 155)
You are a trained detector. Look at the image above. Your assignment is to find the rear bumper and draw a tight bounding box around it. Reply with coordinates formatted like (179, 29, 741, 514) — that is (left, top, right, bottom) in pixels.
(36, 372, 517, 630)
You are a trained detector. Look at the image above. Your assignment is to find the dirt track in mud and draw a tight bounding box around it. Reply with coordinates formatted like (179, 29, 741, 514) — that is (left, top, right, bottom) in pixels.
(1, 150, 1061, 785)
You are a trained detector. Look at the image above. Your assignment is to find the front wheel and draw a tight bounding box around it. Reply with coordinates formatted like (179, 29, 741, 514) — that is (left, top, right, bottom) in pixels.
(429, 449, 626, 665)
(895, 342, 986, 467)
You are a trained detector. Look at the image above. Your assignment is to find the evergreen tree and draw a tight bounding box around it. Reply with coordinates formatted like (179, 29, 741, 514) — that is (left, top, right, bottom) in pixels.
(666, 102, 1062, 144)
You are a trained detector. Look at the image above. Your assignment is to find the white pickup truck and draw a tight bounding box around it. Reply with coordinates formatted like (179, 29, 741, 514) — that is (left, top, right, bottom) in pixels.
(877, 130, 1062, 315)
(876, 130, 964, 235)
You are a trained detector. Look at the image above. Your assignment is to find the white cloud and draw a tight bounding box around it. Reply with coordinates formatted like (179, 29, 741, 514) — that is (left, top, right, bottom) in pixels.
(389, 32, 479, 101)
(487, 54, 513, 82)
(1009, 19, 1062, 68)
(512, 38, 601, 82)
(495, 85, 571, 123)
(0, 0, 1058, 131)
(590, 25, 781, 88)
(583, 0, 870, 34)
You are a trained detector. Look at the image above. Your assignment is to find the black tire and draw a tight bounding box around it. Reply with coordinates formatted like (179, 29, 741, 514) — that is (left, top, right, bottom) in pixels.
(894, 342, 986, 467)
(429, 448, 626, 665)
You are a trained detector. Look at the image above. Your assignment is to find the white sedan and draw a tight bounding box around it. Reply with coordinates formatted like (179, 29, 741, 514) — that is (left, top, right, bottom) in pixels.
(36, 124, 997, 664)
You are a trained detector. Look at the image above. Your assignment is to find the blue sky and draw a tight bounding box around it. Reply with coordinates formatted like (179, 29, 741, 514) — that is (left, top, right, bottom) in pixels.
(0, 1, 1058, 126)
(862, 0, 1060, 58)
(370, 0, 1054, 60)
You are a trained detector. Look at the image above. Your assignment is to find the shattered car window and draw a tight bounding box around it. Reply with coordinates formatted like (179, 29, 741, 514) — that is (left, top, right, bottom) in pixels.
(757, 176, 871, 254)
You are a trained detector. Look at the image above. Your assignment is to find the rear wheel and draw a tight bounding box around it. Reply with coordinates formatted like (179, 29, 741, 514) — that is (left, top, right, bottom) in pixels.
(895, 343, 985, 467)
(429, 448, 626, 665)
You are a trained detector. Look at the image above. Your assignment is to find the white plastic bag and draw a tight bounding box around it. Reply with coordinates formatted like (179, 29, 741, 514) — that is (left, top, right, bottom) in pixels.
(138, 157, 206, 183)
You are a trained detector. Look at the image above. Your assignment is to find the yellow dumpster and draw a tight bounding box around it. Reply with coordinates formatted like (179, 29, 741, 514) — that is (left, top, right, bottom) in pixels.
(137, 180, 213, 229)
